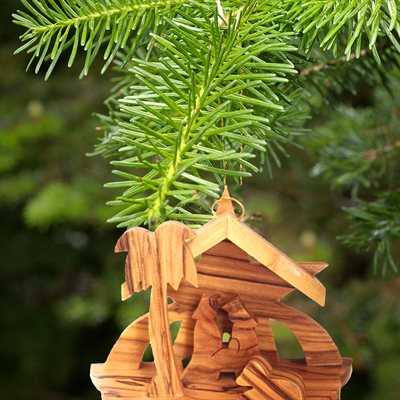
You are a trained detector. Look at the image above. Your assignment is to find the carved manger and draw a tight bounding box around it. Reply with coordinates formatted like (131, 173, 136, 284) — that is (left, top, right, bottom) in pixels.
(91, 188, 352, 400)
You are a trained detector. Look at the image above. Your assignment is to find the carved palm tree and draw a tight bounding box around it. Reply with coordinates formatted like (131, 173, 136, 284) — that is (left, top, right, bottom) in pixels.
(116, 221, 198, 397)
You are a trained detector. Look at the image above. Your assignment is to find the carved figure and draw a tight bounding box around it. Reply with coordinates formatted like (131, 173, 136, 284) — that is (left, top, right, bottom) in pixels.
(91, 187, 352, 400)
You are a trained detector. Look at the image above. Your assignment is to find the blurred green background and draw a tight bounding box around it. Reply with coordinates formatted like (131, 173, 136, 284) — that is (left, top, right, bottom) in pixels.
(1, 1, 399, 399)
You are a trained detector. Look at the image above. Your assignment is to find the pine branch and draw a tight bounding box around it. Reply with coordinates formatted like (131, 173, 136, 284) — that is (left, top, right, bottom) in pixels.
(283, 0, 400, 62)
(296, 42, 400, 106)
(100, 1, 300, 228)
(13, 0, 188, 79)
(309, 105, 400, 191)
(341, 191, 400, 274)
(299, 49, 368, 76)
(306, 76, 400, 274)
(11, 0, 400, 272)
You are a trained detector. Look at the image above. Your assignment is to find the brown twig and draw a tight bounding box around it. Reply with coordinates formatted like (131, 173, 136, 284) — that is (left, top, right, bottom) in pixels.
(364, 140, 400, 161)
(299, 49, 368, 76)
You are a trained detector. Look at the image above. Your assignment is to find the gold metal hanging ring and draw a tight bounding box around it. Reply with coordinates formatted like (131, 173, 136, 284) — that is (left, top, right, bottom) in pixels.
(211, 196, 246, 220)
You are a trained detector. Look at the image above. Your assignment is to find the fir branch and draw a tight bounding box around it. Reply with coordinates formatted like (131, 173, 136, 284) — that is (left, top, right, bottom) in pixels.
(341, 191, 400, 274)
(101, 1, 300, 228)
(306, 79, 400, 274)
(283, 0, 400, 62)
(309, 105, 400, 191)
(13, 0, 189, 78)
(298, 43, 400, 103)
(299, 49, 368, 76)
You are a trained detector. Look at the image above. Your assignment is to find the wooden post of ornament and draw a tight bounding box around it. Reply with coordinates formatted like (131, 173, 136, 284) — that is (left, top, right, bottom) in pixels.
(91, 186, 352, 400)
(115, 223, 197, 397)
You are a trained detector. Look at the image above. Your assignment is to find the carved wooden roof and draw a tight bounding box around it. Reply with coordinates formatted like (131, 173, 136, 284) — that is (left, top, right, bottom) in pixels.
(186, 187, 327, 306)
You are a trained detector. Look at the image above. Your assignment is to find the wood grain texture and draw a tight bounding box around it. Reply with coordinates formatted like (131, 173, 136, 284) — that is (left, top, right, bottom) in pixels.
(182, 294, 223, 384)
(216, 296, 260, 376)
(187, 206, 326, 306)
(183, 294, 262, 385)
(237, 355, 305, 400)
(115, 222, 197, 397)
(91, 191, 351, 400)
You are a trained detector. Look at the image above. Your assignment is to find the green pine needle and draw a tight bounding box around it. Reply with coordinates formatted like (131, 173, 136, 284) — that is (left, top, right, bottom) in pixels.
(12, 0, 400, 272)
(13, 0, 189, 78)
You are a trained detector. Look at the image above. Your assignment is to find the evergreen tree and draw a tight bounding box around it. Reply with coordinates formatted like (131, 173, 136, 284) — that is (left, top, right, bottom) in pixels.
(13, 0, 400, 272)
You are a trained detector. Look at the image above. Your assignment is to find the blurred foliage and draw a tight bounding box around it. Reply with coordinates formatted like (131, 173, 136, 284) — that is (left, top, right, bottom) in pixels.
(12, 0, 400, 250)
(1, 2, 122, 397)
(306, 76, 400, 273)
(342, 191, 400, 274)
(315, 278, 400, 400)
(24, 182, 88, 228)
(1, 1, 399, 400)
(309, 79, 400, 192)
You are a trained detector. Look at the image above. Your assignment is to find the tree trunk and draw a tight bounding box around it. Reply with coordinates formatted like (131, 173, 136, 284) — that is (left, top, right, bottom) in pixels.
(148, 280, 183, 397)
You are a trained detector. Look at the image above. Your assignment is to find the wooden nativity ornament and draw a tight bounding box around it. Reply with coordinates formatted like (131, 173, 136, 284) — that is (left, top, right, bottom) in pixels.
(91, 187, 352, 400)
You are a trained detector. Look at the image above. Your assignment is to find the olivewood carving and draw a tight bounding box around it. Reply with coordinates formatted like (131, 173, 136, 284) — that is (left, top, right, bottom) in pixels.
(115, 222, 197, 397)
(91, 187, 352, 400)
